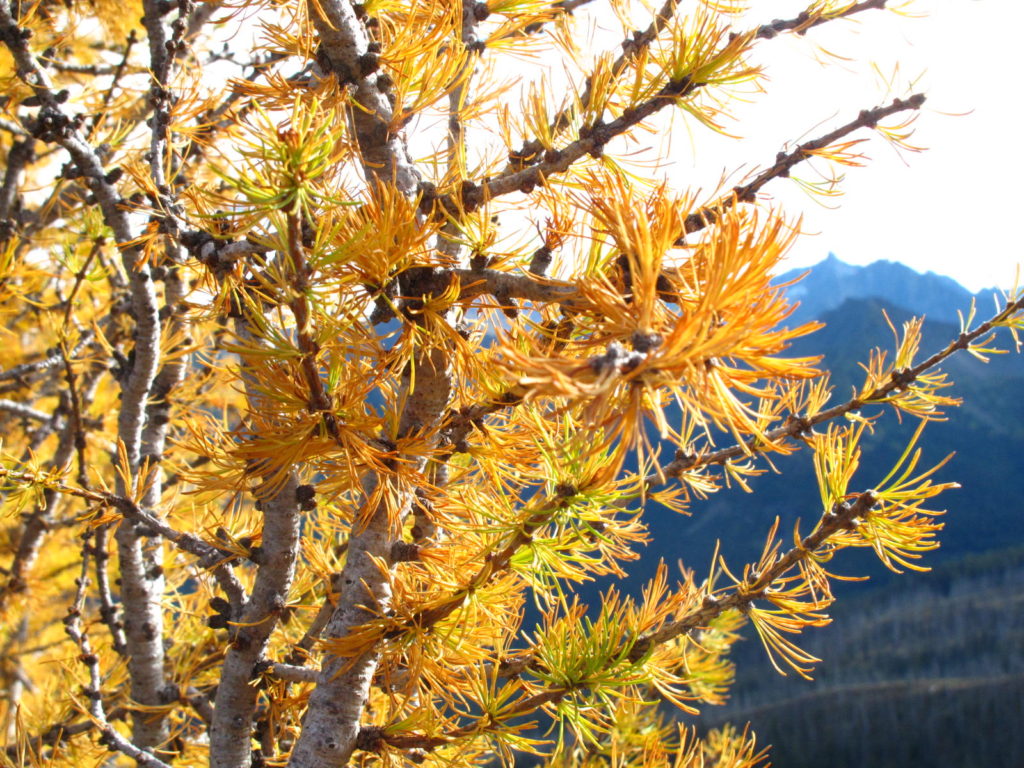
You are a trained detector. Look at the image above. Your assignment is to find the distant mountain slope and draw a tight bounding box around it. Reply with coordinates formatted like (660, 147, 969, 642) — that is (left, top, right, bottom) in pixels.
(662, 258, 1024, 768)
(695, 551, 1024, 768)
(617, 292, 1024, 597)
(777, 253, 1004, 326)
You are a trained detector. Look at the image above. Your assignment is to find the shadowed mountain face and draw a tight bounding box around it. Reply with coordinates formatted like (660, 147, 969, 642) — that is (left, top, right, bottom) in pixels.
(610, 259, 1024, 599)
(663, 255, 1024, 768)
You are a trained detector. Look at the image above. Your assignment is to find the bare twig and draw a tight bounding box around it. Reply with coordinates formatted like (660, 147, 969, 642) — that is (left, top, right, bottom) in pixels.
(681, 94, 926, 237)
(87, 30, 138, 139)
(754, 0, 887, 40)
(0, 398, 51, 423)
(0, 332, 94, 384)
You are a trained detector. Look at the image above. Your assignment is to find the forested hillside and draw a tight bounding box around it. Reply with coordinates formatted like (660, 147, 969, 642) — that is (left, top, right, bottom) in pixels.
(697, 549, 1024, 768)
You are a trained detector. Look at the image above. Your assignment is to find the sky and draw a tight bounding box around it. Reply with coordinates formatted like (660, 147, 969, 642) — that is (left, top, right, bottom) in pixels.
(651, 0, 1023, 292)
(227, 1, 1020, 293)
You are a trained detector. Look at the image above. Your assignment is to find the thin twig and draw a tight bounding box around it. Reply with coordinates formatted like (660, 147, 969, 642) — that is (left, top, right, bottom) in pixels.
(0, 398, 51, 422)
(681, 94, 926, 237)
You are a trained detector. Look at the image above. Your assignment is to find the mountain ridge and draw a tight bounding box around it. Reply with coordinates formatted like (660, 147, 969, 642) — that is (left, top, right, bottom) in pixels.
(777, 252, 1006, 327)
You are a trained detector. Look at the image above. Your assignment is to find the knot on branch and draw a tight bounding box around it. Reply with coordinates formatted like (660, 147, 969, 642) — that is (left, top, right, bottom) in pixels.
(459, 179, 481, 212)
(775, 151, 791, 177)
(295, 483, 317, 511)
(663, 74, 693, 97)
(734, 186, 757, 204)
(901, 92, 927, 109)
(508, 139, 543, 169)
(553, 482, 577, 498)
(626, 638, 651, 663)
(784, 413, 813, 436)
(589, 342, 645, 377)
(890, 367, 915, 390)
(181, 229, 217, 260)
(396, 266, 456, 316)
(357, 51, 380, 77)
(630, 331, 663, 353)
(355, 726, 386, 753)
(207, 595, 233, 628)
(469, 251, 491, 271)
(673, 448, 697, 471)
(416, 181, 437, 216)
(528, 245, 552, 276)
(492, 285, 518, 319)
(28, 106, 74, 142)
(0, 22, 32, 47)
(390, 540, 421, 563)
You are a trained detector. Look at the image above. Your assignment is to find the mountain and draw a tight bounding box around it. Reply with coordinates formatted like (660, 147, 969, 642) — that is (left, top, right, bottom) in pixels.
(611, 271, 1024, 598)
(777, 252, 1004, 327)
(663, 256, 1024, 768)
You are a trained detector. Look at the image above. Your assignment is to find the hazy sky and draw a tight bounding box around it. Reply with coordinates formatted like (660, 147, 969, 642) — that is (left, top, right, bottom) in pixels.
(657, 0, 1022, 292)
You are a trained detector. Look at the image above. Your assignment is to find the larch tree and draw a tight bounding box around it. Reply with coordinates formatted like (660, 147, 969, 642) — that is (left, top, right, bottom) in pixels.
(0, 0, 1019, 767)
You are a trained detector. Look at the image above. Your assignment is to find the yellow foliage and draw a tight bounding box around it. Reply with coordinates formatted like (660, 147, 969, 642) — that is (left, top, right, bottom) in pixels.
(0, 0, 1019, 766)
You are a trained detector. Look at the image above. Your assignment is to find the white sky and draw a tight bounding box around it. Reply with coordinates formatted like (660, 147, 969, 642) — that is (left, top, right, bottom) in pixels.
(651, 0, 1023, 292)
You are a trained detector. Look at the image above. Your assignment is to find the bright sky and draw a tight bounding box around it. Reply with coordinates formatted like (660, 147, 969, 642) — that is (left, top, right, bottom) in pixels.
(656, 0, 1023, 292)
